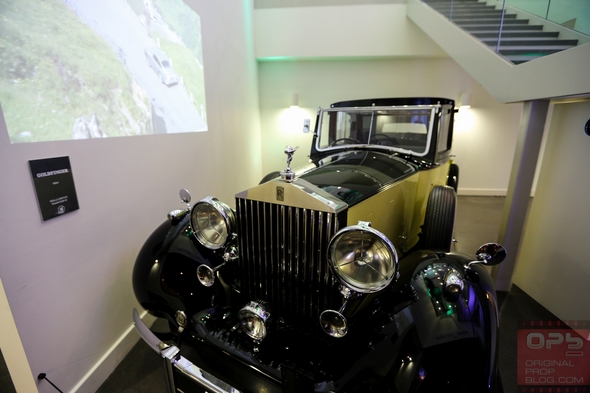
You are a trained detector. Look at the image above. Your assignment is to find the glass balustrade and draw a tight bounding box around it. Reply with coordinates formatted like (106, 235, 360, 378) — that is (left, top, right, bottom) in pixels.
(505, 0, 590, 36)
(421, 0, 589, 63)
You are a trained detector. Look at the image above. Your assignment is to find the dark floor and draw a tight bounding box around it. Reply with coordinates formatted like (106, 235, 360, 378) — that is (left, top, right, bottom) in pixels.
(0, 196, 560, 393)
(0, 349, 17, 393)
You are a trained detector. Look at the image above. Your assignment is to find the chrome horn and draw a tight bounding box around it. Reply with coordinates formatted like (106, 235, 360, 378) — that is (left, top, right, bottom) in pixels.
(320, 286, 357, 338)
(196, 245, 238, 287)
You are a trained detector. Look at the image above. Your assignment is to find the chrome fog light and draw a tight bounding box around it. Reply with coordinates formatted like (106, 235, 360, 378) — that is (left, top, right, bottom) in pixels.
(320, 310, 348, 338)
(238, 301, 271, 341)
(191, 197, 235, 249)
(328, 222, 399, 293)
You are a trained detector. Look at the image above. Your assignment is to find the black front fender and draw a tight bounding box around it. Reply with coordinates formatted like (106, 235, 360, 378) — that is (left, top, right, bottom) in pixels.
(132, 215, 223, 324)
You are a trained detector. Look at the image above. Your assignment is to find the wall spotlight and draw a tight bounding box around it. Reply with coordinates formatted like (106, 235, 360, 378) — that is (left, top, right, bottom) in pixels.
(459, 92, 471, 109)
(290, 93, 299, 109)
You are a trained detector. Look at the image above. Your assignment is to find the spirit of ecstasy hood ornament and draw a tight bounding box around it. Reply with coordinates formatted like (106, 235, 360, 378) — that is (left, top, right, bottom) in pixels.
(280, 145, 299, 182)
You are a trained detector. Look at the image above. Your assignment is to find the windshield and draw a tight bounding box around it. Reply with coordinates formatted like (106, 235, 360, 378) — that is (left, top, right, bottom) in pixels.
(316, 106, 437, 157)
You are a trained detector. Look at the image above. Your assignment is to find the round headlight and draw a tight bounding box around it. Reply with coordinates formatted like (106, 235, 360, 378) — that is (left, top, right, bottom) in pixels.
(328, 224, 398, 293)
(190, 197, 235, 249)
(238, 301, 271, 341)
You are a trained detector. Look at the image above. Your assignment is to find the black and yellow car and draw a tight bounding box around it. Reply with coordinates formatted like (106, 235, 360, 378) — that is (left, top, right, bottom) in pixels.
(133, 97, 506, 392)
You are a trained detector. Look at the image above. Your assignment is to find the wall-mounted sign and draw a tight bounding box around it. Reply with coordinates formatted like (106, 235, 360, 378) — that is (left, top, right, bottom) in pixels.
(29, 156, 79, 221)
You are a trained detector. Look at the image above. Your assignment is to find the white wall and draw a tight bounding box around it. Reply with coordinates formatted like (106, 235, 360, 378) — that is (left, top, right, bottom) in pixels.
(255, 4, 447, 59)
(512, 100, 590, 322)
(257, 58, 522, 195)
(0, 1, 262, 392)
(255, 4, 523, 194)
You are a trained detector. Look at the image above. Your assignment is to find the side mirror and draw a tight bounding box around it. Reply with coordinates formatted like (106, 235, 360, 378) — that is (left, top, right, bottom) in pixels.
(168, 189, 192, 223)
(468, 243, 506, 268)
(179, 188, 191, 208)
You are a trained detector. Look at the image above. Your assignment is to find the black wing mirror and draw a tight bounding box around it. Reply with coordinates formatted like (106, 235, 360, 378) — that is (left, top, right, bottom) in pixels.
(168, 189, 192, 223)
(468, 243, 506, 269)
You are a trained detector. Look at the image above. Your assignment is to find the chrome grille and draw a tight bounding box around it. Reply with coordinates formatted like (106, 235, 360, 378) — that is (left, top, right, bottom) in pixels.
(236, 198, 339, 335)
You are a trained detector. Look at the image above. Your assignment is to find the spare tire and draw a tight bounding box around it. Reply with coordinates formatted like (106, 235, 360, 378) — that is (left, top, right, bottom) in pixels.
(259, 171, 281, 184)
(447, 163, 459, 192)
(421, 185, 456, 253)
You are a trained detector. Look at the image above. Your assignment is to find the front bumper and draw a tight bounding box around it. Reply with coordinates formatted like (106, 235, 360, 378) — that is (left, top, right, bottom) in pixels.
(133, 309, 241, 393)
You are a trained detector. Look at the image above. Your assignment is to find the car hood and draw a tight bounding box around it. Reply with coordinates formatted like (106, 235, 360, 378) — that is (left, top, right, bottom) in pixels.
(299, 151, 416, 205)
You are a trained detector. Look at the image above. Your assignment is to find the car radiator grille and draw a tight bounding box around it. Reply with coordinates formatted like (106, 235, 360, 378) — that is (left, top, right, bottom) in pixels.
(236, 198, 340, 336)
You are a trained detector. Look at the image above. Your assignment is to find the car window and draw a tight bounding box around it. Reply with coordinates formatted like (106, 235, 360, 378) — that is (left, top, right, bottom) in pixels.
(316, 106, 436, 157)
(437, 108, 452, 153)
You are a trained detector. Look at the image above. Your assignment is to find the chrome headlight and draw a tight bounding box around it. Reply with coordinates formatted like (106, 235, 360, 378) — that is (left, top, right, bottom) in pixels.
(328, 223, 398, 293)
(190, 197, 235, 249)
(238, 301, 271, 341)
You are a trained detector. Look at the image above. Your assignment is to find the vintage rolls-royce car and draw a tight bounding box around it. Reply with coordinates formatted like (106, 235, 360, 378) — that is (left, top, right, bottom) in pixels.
(133, 97, 506, 392)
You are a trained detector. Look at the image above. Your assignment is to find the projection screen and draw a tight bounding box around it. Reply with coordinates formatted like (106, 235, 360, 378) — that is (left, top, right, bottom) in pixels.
(0, 0, 207, 143)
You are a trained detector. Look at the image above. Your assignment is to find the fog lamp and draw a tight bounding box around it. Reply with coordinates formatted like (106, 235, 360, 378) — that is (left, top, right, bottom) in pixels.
(191, 197, 235, 249)
(238, 301, 271, 341)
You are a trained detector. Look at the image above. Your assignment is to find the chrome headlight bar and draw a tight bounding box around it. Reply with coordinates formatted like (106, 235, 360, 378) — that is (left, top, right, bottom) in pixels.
(191, 196, 239, 287)
(321, 222, 399, 337)
(328, 222, 399, 293)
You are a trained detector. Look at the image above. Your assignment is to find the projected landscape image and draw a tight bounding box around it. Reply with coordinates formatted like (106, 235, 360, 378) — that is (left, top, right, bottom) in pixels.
(0, 0, 207, 143)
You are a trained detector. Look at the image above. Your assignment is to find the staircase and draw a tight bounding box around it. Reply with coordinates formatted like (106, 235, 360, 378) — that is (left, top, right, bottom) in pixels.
(422, 0, 579, 64)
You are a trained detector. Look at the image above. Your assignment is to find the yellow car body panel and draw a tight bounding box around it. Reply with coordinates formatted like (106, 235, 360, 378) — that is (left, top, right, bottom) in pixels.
(347, 161, 450, 252)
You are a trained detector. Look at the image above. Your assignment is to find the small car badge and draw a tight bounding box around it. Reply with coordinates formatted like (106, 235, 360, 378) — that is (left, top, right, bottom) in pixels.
(276, 186, 284, 201)
(280, 145, 298, 182)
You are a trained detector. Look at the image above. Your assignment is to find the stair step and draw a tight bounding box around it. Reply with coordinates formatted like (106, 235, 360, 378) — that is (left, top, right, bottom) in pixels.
(429, 4, 496, 10)
(504, 54, 546, 64)
(424, 0, 484, 3)
(432, 9, 507, 15)
(472, 31, 559, 38)
(454, 18, 530, 24)
(428, 2, 494, 7)
(482, 38, 578, 46)
(498, 46, 575, 54)
(429, 8, 513, 15)
(462, 24, 544, 31)
(446, 13, 519, 19)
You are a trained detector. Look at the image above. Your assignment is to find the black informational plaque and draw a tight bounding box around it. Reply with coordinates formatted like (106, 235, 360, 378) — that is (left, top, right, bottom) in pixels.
(29, 156, 79, 221)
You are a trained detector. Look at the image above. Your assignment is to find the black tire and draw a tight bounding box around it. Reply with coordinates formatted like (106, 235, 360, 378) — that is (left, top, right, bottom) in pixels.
(259, 171, 281, 185)
(447, 163, 459, 192)
(422, 185, 456, 253)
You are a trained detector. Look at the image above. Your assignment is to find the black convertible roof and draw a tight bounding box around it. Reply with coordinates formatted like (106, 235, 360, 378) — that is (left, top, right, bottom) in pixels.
(330, 97, 455, 108)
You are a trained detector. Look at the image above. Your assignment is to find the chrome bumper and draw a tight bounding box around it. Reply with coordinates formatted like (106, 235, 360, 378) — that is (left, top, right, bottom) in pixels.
(133, 309, 241, 393)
